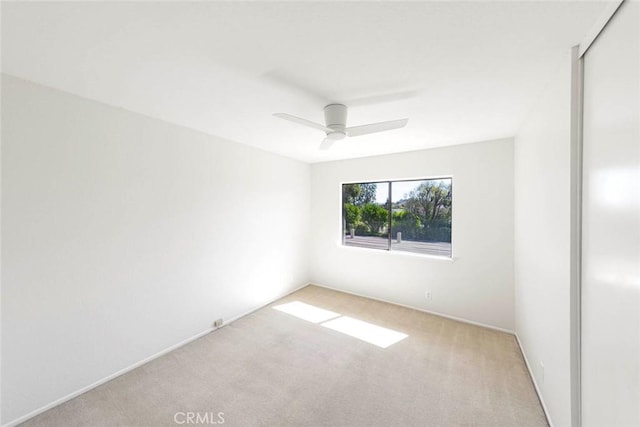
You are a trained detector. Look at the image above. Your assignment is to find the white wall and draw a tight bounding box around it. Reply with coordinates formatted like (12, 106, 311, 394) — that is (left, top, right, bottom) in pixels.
(309, 139, 515, 331)
(0, 8, 3, 422)
(514, 53, 572, 427)
(581, 2, 639, 425)
(0, 75, 310, 425)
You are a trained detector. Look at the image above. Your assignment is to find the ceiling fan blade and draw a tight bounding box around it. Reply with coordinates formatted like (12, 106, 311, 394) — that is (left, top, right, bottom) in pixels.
(273, 113, 333, 133)
(319, 137, 335, 151)
(345, 118, 408, 137)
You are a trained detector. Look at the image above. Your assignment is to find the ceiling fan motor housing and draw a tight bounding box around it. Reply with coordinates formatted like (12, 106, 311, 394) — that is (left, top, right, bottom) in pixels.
(324, 104, 347, 132)
(324, 104, 347, 138)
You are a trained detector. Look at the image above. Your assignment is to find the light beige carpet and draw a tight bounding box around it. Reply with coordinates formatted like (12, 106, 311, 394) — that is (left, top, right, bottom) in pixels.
(23, 285, 547, 426)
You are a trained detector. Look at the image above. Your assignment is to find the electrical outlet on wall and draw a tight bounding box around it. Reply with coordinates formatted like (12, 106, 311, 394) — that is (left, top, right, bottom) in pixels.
(425, 291, 432, 301)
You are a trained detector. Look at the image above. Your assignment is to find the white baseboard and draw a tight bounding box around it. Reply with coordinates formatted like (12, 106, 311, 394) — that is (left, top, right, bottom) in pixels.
(309, 282, 514, 335)
(2, 328, 212, 427)
(4, 281, 519, 427)
(515, 334, 554, 427)
(221, 282, 310, 326)
(2, 282, 310, 427)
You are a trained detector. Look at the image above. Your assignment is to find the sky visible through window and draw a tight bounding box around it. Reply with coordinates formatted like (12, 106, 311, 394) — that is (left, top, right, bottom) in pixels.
(375, 179, 450, 203)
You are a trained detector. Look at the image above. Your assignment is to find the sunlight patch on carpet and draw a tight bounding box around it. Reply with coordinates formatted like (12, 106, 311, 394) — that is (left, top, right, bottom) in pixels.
(272, 301, 341, 323)
(321, 316, 408, 348)
(273, 301, 408, 348)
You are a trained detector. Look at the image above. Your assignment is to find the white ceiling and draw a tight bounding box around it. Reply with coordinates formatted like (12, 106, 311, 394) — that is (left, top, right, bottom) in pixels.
(2, 1, 608, 163)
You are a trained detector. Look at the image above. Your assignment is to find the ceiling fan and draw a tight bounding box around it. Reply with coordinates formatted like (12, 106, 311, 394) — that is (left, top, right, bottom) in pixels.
(273, 104, 408, 150)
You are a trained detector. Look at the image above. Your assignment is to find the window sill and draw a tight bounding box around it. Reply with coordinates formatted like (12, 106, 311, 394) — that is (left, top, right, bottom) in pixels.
(337, 241, 455, 262)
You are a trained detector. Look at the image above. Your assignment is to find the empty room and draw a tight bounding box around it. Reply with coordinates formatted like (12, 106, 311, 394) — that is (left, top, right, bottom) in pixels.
(1, 1, 638, 426)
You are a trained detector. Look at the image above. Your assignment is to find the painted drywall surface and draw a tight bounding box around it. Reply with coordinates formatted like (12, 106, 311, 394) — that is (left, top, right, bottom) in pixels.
(309, 139, 515, 331)
(0, 75, 310, 424)
(514, 53, 572, 427)
(1, 2, 609, 164)
(0, 15, 3, 423)
(582, 2, 639, 425)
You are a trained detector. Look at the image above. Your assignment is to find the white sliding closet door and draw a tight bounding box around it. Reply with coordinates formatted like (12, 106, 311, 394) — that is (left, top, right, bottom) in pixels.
(581, 2, 639, 426)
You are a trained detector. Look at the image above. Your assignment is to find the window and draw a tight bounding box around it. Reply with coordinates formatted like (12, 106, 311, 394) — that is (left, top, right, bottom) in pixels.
(342, 178, 452, 257)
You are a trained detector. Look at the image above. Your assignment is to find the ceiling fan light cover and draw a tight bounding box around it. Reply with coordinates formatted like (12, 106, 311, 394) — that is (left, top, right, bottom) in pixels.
(327, 131, 346, 141)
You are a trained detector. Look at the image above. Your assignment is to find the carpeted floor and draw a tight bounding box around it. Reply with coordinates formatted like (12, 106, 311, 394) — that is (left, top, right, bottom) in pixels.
(23, 285, 548, 426)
